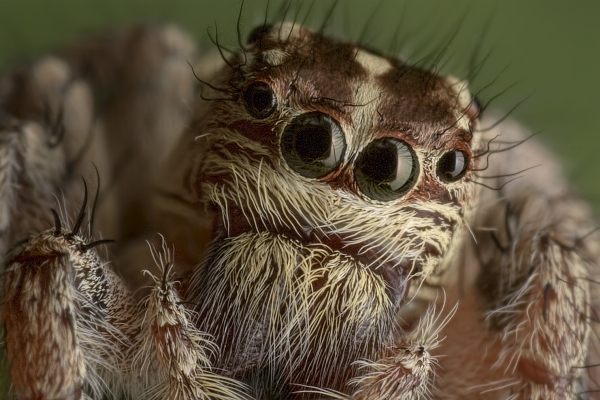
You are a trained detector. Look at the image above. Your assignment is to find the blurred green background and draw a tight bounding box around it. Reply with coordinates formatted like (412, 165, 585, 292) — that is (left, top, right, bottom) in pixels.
(0, 0, 599, 396)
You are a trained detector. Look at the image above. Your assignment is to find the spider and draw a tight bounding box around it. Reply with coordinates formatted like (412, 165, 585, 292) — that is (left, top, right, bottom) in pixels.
(1, 2, 599, 399)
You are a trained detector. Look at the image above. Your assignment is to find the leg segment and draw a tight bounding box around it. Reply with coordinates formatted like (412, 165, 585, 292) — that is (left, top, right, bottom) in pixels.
(436, 117, 600, 399)
(130, 238, 249, 400)
(348, 303, 455, 400)
(3, 214, 136, 399)
(0, 24, 238, 399)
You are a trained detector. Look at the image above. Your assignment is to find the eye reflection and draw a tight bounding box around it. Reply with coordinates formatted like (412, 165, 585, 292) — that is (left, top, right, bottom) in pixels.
(437, 150, 469, 183)
(354, 138, 418, 201)
(281, 112, 347, 178)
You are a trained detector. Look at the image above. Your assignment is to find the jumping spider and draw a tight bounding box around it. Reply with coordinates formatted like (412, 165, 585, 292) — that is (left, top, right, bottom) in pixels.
(1, 3, 599, 400)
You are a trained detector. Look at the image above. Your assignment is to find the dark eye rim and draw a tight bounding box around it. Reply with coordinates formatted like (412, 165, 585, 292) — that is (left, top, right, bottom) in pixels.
(280, 111, 347, 179)
(354, 138, 420, 202)
(436, 149, 470, 183)
(242, 81, 277, 119)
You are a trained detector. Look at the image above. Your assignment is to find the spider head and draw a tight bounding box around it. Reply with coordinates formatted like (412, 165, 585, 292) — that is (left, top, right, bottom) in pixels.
(164, 21, 480, 389)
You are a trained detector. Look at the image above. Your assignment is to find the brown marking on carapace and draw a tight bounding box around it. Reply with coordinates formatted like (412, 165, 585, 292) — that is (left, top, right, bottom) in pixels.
(375, 66, 471, 148)
(242, 25, 367, 121)
(404, 207, 456, 229)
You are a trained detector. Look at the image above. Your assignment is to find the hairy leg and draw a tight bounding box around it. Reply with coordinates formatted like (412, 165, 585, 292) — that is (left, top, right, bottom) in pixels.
(0, 25, 248, 399)
(435, 116, 600, 399)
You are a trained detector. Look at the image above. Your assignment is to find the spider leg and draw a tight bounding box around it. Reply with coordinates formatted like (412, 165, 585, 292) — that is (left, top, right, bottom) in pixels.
(130, 238, 250, 400)
(342, 302, 455, 400)
(59, 24, 199, 246)
(0, 57, 73, 256)
(2, 219, 136, 399)
(436, 116, 600, 399)
(0, 47, 128, 399)
(0, 24, 217, 399)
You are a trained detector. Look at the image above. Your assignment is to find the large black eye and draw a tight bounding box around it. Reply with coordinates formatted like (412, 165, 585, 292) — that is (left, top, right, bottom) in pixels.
(281, 112, 346, 178)
(355, 138, 418, 201)
(243, 81, 277, 119)
(437, 150, 469, 183)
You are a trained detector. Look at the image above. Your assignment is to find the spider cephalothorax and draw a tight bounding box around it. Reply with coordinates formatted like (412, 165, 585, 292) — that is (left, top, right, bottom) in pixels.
(155, 22, 480, 393)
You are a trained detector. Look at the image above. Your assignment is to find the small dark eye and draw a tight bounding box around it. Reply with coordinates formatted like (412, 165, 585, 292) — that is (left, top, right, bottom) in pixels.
(355, 138, 418, 202)
(281, 112, 346, 178)
(243, 82, 277, 119)
(436, 150, 469, 183)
